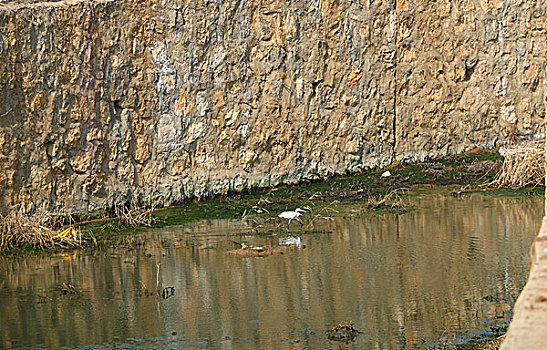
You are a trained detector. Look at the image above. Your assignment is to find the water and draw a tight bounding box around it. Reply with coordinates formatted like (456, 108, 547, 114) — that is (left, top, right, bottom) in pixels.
(0, 194, 543, 349)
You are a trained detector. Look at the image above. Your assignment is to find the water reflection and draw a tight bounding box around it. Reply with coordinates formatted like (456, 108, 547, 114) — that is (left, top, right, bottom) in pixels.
(279, 236, 302, 248)
(0, 194, 543, 349)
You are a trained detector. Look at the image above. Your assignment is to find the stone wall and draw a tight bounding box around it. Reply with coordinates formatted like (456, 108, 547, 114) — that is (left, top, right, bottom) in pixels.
(395, 0, 546, 161)
(0, 0, 545, 215)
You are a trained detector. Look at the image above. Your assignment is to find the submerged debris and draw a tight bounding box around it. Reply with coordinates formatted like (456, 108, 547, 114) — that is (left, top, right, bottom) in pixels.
(162, 286, 175, 299)
(325, 321, 363, 342)
(231, 241, 265, 251)
(366, 189, 407, 210)
(227, 245, 296, 257)
(137, 281, 156, 297)
(58, 283, 81, 295)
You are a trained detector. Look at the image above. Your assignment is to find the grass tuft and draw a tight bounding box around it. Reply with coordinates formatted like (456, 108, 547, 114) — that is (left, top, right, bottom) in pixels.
(488, 141, 544, 189)
(114, 197, 159, 228)
(0, 210, 83, 251)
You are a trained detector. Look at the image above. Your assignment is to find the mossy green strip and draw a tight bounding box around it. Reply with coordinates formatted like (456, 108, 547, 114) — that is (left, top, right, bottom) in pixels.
(1, 150, 543, 256)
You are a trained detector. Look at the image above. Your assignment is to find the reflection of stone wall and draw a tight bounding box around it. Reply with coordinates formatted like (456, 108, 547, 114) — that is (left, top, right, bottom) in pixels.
(0, 0, 545, 215)
(0, 195, 543, 348)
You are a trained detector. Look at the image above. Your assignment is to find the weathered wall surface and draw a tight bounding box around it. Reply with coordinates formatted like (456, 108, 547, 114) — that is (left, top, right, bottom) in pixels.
(0, 0, 545, 215)
(395, 0, 546, 161)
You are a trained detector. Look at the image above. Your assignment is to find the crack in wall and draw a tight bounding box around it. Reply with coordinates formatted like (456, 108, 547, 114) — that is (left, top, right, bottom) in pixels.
(392, 2, 398, 163)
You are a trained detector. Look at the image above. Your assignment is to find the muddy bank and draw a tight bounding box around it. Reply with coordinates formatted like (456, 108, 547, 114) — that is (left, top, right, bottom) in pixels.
(1, 149, 544, 255)
(0, 149, 537, 253)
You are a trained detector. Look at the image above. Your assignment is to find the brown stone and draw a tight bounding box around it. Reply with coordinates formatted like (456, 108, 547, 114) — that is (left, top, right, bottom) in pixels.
(0, 0, 544, 216)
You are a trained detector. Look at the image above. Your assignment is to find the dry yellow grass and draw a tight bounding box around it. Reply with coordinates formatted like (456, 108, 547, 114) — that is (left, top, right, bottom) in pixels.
(489, 140, 544, 189)
(0, 210, 83, 251)
(0, 195, 158, 251)
(114, 198, 158, 228)
(481, 334, 505, 349)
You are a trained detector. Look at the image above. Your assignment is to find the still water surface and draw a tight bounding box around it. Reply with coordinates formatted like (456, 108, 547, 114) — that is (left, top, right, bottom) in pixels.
(0, 194, 543, 349)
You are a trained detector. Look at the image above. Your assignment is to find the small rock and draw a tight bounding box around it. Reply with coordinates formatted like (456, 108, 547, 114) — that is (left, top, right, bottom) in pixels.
(381, 170, 392, 177)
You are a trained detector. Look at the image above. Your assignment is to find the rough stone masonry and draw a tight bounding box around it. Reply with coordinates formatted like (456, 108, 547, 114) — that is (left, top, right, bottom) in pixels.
(0, 0, 545, 215)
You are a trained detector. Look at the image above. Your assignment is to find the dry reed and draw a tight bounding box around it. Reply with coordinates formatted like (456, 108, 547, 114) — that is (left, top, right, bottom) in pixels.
(0, 195, 159, 251)
(480, 334, 505, 350)
(0, 210, 82, 251)
(367, 189, 407, 209)
(114, 197, 158, 228)
(488, 141, 544, 189)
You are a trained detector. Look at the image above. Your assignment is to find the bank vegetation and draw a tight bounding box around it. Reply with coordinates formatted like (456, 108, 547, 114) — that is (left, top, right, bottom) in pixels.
(0, 147, 543, 254)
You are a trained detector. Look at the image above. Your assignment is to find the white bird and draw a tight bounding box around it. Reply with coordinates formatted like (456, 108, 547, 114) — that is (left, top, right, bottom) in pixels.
(278, 208, 306, 227)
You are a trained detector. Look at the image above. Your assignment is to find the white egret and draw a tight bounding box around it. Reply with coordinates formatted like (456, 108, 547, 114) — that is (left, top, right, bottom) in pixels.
(278, 208, 306, 227)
